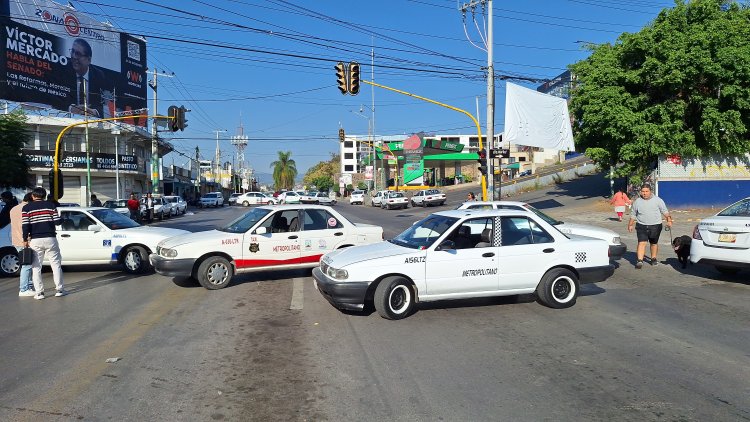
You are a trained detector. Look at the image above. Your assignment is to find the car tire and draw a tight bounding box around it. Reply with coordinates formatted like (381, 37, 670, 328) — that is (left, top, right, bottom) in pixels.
(158, 211, 163, 221)
(410, 200, 415, 207)
(715, 266, 740, 275)
(0, 247, 20, 277)
(197, 256, 233, 290)
(122, 245, 150, 274)
(267, 200, 274, 205)
(422, 201, 427, 207)
(374, 276, 415, 320)
(243, 201, 250, 207)
(535, 268, 579, 309)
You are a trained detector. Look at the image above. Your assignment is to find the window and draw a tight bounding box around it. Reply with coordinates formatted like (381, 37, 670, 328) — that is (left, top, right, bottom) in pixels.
(59, 211, 95, 231)
(500, 217, 553, 246)
(303, 209, 343, 231)
(344, 141, 353, 148)
(344, 153, 354, 159)
(518, 157, 526, 162)
(447, 218, 493, 249)
(344, 165, 354, 172)
(258, 210, 299, 233)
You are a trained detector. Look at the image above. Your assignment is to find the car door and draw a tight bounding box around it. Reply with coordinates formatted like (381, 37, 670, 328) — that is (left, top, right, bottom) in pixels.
(57, 210, 111, 263)
(424, 217, 499, 297)
(496, 216, 557, 290)
(242, 209, 301, 268)
(296, 208, 347, 263)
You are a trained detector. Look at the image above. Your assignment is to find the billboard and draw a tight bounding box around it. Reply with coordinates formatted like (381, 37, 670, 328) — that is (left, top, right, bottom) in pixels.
(0, 0, 147, 125)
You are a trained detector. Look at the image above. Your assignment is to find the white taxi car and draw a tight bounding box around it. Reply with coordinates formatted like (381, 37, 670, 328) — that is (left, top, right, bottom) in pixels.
(371, 190, 389, 207)
(237, 191, 278, 206)
(278, 191, 301, 204)
(381, 191, 409, 210)
(458, 201, 626, 259)
(690, 196, 750, 275)
(350, 190, 365, 205)
(0, 207, 188, 276)
(313, 208, 614, 320)
(150, 204, 384, 290)
(410, 189, 446, 207)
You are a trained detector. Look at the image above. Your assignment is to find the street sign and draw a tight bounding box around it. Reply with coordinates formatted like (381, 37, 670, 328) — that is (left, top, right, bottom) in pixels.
(490, 148, 510, 159)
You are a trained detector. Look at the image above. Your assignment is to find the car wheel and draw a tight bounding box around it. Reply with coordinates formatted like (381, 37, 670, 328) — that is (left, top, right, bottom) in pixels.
(535, 268, 579, 309)
(197, 256, 233, 290)
(715, 266, 740, 275)
(0, 247, 20, 277)
(422, 201, 427, 207)
(267, 200, 274, 205)
(374, 276, 415, 320)
(242, 201, 250, 207)
(122, 246, 150, 274)
(158, 211, 163, 221)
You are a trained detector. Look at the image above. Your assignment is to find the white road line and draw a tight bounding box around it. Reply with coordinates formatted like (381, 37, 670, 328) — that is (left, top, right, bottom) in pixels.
(290, 277, 304, 310)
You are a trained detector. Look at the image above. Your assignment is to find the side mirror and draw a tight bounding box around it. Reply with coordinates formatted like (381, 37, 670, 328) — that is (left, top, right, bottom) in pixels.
(88, 224, 102, 232)
(435, 240, 455, 251)
(255, 227, 268, 235)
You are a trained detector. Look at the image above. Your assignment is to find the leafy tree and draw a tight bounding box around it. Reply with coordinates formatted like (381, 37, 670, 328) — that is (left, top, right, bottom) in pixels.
(569, 0, 750, 184)
(0, 110, 30, 188)
(270, 151, 298, 190)
(303, 153, 339, 191)
(311, 176, 334, 192)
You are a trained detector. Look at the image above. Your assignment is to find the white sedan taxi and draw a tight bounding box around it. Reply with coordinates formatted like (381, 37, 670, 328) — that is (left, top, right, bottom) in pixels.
(381, 191, 409, 210)
(458, 201, 626, 259)
(690, 196, 750, 275)
(0, 207, 188, 276)
(313, 209, 614, 320)
(150, 204, 383, 289)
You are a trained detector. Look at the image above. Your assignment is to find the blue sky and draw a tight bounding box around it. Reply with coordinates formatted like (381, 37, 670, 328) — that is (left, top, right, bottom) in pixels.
(69, 0, 675, 181)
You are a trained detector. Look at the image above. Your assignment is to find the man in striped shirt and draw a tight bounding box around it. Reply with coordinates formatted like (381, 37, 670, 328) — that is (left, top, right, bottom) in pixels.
(22, 187, 65, 300)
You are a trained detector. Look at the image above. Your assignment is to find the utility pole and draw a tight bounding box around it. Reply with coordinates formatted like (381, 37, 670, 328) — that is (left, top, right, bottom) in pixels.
(371, 47, 377, 192)
(148, 68, 174, 195)
(485, 0, 495, 200)
(213, 129, 227, 191)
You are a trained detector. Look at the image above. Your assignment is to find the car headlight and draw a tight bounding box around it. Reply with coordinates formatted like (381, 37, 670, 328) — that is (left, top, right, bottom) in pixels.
(613, 236, 621, 244)
(324, 263, 348, 280)
(159, 247, 178, 258)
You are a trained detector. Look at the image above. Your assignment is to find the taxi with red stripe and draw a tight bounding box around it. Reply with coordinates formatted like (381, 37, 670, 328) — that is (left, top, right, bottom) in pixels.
(150, 204, 383, 289)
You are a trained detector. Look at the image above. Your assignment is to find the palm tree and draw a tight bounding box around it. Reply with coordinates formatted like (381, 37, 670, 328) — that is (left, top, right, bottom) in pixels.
(270, 151, 298, 190)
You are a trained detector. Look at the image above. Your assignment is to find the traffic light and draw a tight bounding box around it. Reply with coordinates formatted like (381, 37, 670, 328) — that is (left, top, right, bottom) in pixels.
(348, 62, 360, 95)
(177, 105, 188, 131)
(167, 105, 179, 132)
(338, 128, 345, 142)
(49, 168, 64, 200)
(477, 148, 487, 176)
(335, 62, 347, 95)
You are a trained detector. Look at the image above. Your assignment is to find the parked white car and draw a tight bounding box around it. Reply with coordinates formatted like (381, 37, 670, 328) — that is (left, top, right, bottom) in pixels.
(237, 192, 278, 206)
(350, 190, 365, 205)
(0, 207, 189, 277)
(278, 191, 301, 204)
(227, 193, 242, 206)
(299, 191, 319, 204)
(371, 190, 390, 207)
(103, 199, 130, 216)
(150, 204, 383, 289)
(457, 201, 626, 259)
(313, 192, 336, 205)
(381, 191, 409, 210)
(410, 189, 446, 207)
(690, 196, 750, 275)
(163, 195, 187, 215)
(200, 192, 224, 208)
(313, 208, 613, 319)
(141, 196, 169, 220)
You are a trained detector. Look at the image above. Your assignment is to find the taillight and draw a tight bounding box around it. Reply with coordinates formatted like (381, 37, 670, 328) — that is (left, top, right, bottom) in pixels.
(692, 225, 702, 240)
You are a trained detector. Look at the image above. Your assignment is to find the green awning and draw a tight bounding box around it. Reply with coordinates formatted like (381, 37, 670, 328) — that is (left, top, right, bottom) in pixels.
(503, 162, 521, 169)
(423, 153, 479, 161)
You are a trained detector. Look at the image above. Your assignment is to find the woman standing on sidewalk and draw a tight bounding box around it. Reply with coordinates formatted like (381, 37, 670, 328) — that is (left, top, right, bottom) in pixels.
(610, 187, 631, 222)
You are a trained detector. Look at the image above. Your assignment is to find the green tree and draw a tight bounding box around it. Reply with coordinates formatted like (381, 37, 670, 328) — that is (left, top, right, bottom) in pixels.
(303, 153, 339, 191)
(270, 151, 298, 190)
(569, 0, 750, 184)
(0, 110, 30, 188)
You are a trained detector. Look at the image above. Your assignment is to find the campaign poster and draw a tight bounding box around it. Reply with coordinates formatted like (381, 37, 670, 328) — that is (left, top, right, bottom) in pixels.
(0, 0, 147, 126)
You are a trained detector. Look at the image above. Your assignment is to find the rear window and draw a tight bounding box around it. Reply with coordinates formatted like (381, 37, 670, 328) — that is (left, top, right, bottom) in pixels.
(718, 198, 750, 217)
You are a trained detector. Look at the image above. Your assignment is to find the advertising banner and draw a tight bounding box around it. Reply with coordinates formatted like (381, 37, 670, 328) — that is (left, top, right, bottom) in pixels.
(1, 0, 147, 125)
(24, 149, 141, 171)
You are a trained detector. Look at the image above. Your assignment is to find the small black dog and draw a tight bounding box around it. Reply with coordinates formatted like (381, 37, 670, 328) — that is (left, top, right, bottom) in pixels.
(672, 235, 692, 268)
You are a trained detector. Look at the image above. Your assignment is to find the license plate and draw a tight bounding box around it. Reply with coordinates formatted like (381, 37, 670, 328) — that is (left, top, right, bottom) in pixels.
(718, 233, 736, 243)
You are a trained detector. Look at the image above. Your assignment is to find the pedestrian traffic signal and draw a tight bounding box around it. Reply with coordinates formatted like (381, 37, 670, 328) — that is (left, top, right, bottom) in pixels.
(477, 148, 487, 176)
(49, 168, 64, 200)
(338, 128, 345, 142)
(167, 105, 179, 132)
(348, 62, 360, 95)
(177, 105, 188, 131)
(335, 62, 347, 95)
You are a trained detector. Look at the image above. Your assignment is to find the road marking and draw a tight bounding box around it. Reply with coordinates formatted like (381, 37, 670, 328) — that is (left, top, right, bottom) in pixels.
(290, 277, 304, 310)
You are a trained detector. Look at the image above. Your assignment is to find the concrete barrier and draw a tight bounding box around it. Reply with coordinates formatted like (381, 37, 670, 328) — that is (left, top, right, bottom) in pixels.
(497, 163, 597, 197)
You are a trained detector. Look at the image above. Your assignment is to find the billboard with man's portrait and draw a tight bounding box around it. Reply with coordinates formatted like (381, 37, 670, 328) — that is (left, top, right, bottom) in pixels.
(0, 0, 147, 125)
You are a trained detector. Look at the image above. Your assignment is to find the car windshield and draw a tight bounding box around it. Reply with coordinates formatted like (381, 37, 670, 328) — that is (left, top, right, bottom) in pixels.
(389, 192, 405, 198)
(522, 204, 562, 225)
(390, 214, 458, 249)
(717, 198, 750, 217)
(90, 209, 140, 230)
(352, 190, 363, 195)
(104, 200, 128, 208)
(219, 207, 272, 233)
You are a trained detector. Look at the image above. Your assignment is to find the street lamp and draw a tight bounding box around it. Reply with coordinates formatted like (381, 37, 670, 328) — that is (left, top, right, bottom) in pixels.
(351, 106, 377, 192)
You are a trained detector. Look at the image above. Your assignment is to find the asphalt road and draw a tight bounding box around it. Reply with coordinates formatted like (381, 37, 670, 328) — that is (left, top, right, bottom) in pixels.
(0, 178, 748, 421)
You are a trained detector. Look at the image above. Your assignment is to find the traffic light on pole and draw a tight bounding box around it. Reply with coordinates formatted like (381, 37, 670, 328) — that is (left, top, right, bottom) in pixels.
(49, 168, 64, 200)
(177, 105, 188, 131)
(477, 148, 487, 176)
(335, 62, 347, 95)
(338, 128, 345, 142)
(348, 62, 360, 95)
(167, 105, 179, 132)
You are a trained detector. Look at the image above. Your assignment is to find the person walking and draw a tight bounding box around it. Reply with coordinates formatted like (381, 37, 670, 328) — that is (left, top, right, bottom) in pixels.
(145, 193, 154, 223)
(11, 193, 34, 297)
(610, 187, 632, 222)
(22, 187, 65, 299)
(127, 193, 140, 222)
(627, 183, 672, 269)
(90, 194, 102, 207)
